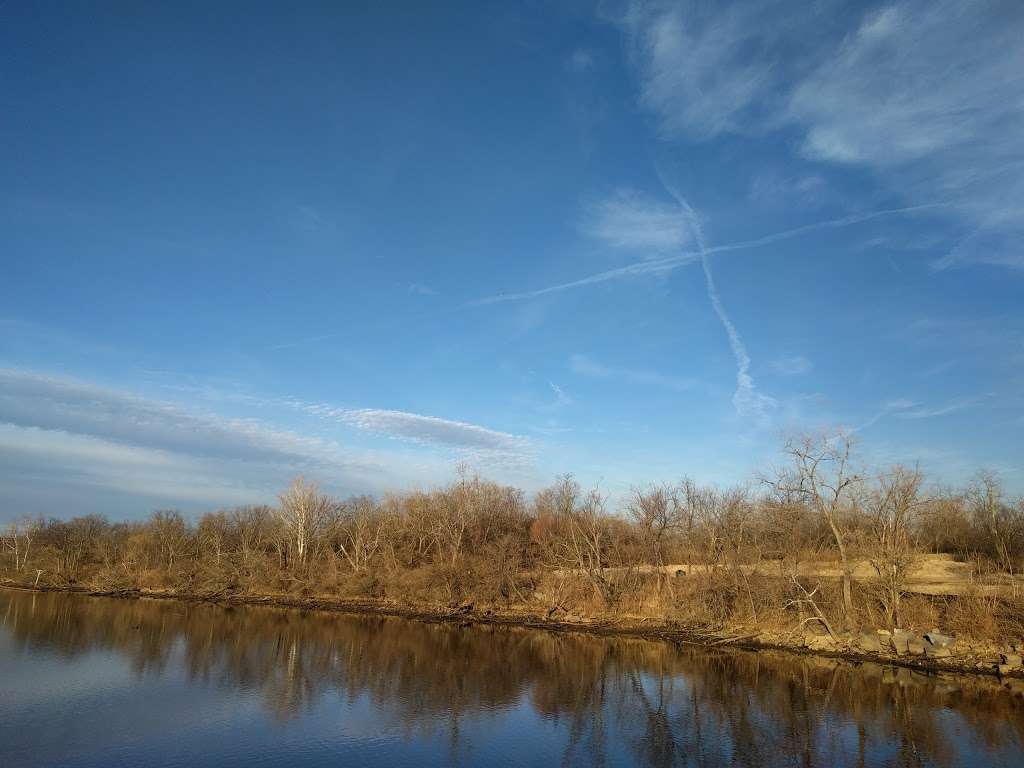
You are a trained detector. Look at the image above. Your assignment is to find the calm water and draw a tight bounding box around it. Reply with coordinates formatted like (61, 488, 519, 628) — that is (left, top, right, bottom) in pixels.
(1, 589, 1022, 767)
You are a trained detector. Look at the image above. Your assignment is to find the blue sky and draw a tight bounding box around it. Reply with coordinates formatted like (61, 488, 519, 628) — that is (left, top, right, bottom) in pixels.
(2, 0, 1022, 518)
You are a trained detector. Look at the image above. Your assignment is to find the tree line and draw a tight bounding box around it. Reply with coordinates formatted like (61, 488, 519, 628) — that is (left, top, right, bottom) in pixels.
(3, 433, 1023, 639)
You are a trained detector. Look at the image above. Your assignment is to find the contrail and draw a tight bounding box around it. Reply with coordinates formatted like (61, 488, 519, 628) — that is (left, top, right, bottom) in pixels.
(667, 190, 776, 421)
(468, 252, 693, 305)
(470, 202, 948, 306)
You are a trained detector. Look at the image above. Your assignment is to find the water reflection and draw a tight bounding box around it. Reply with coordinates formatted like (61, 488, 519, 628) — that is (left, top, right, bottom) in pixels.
(1, 589, 1022, 767)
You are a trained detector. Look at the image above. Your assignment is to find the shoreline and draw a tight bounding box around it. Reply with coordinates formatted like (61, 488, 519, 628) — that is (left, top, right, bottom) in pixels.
(4, 582, 1021, 683)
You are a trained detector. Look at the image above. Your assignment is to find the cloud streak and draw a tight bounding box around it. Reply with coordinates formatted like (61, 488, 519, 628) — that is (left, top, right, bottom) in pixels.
(342, 408, 528, 453)
(283, 400, 532, 467)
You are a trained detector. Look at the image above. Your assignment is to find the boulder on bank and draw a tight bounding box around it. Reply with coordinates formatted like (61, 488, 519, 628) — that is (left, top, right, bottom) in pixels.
(890, 629, 919, 655)
(924, 631, 955, 649)
(805, 635, 837, 652)
(856, 633, 882, 653)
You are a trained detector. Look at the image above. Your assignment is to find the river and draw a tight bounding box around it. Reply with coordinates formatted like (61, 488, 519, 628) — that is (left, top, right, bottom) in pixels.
(0, 589, 1021, 767)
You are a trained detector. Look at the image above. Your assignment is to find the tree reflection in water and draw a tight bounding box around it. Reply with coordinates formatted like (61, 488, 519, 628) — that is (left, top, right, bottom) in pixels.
(2, 589, 1021, 767)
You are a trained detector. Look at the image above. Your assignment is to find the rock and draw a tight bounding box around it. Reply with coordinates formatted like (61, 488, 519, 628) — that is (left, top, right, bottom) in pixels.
(924, 631, 955, 649)
(876, 629, 892, 637)
(1000, 653, 1022, 669)
(925, 645, 951, 659)
(891, 629, 919, 655)
(907, 638, 927, 655)
(856, 633, 882, 653)
(806, 635, 836, 652)
(998, 664, 1013, 677)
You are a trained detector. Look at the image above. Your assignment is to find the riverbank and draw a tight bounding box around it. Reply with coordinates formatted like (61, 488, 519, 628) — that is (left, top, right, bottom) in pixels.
(4, 581, 1022, 685)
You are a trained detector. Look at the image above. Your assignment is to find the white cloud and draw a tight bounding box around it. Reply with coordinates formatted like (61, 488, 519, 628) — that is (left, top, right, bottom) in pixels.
(0, 369, 536, 515)
(618, 0, 1024, 270)
(788, 2, 1019, 167)
(0, 368, 361, 470)
(627, 2, 785, 139)
(0, 424, 270, 508)
(770, 355, 813, 376)
(285, 401, 533, 468)
(569, 354, 696, 392)
(340, 408, 528, 453)
(582, 188, 693, 253)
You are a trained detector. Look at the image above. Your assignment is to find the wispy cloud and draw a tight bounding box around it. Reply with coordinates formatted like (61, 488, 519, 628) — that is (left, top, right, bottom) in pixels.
(341, 408, 527, 452)
(343, 409, 531, 468)
(0, 424, 274, 508)
(770, 356, 814, 376)
(0, 368, 394, 513)
(582, 188, 692, 253)
(625, 1, 786, 140)
(408, 282, 438, 296)
(618, 0, 1024, 270)
(0, 368, 362, 469)
(569, 354, 696, 392)
(284, 400, 532, 468)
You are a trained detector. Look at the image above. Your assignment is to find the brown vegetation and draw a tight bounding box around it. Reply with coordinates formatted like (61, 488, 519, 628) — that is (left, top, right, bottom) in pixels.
(3, 432, 1024, 658)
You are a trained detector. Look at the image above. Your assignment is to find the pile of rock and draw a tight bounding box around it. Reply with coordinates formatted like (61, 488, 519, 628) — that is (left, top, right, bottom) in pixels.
(855, 628, 956, 658)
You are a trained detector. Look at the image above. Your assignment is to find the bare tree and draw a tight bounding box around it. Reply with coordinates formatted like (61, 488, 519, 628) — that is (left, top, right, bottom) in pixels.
(862, 466, 922, 628)
(968, 470, 1017, 574)
(771, 432, 861, 627)
(277, 477, 334, 567)
(2, 515, 39, 572)
(149, 510, 189, 571)
(627, 483, 683, 580)
(229, 505, 274, 568)
(198, 511, 230, 567)
(681, 478, 724, 567)
(534, 475, 615, 606)
(331, 496, 385, 573)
